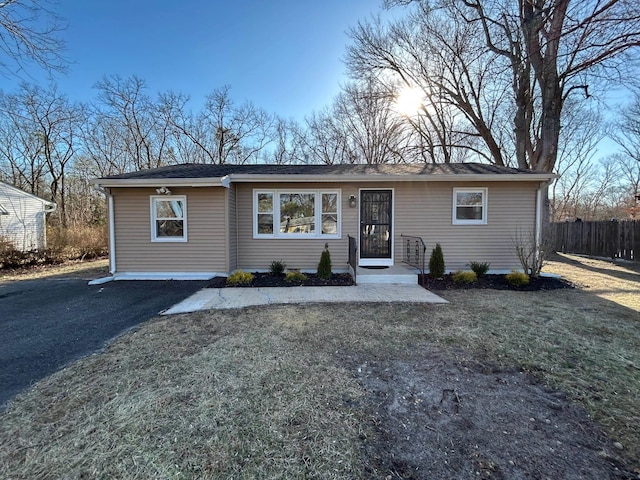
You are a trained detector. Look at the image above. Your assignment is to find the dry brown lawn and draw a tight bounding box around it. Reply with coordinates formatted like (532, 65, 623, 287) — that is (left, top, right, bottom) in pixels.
(0, 257, 109, 284)
(0, 254, 638, 478)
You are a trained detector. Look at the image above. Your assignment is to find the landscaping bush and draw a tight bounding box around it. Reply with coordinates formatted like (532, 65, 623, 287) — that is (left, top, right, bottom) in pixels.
(317, 243, 332, 280)
(468, 261, 490, 277)
(452, 270, 477, 284)
(226, 270, 255, 286)
(428, 243, 445, 278)
(269, 259, 286, 276)
(505, 270, 530, 286)
(285, 270, 307, 283)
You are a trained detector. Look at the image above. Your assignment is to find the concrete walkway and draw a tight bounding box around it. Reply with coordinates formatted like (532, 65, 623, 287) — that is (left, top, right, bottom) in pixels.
(162, 284, 448, 315)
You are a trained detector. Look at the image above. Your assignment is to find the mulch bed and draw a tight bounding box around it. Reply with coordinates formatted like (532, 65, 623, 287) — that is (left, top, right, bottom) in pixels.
(208, 272, 573, 291)
(207, 272, 354, 288)
(419, 273, 574, 291)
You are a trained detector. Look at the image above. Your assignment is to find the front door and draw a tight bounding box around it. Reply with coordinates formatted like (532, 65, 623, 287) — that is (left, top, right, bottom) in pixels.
(359, 189, 393, 266)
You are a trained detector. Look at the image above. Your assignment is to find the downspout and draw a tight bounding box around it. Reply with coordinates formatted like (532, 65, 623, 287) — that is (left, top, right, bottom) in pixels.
(534, 180, 552, 271)
(108, 191, 116, 275)
(42, 202, 57, 251)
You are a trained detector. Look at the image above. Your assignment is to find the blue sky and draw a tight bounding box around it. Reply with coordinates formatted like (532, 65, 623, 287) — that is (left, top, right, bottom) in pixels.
(0, 0, 387, 119)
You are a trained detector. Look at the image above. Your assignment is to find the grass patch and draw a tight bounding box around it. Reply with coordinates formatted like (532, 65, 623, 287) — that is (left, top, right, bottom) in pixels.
(0, 254, 639, 476)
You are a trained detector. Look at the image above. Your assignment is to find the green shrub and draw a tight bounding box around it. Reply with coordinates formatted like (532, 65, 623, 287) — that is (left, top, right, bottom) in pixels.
(468, 261, 490, 277)
(226, 270, 254, 286)
(317, 243, 332, 280)
(505, 270, 530, 286)
(452, 270, 477, 284)
(285, 270, 307, 283)
(428, 243, 445, 278)
(269, 259, 286, 276)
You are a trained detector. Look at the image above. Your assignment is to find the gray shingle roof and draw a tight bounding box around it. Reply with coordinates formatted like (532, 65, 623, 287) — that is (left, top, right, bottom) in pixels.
(99, 162, 543, 180)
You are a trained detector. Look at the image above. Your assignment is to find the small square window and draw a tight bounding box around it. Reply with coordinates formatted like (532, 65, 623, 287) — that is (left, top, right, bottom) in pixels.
(151, 196, 187, 242)
(453, 188, 487, 225)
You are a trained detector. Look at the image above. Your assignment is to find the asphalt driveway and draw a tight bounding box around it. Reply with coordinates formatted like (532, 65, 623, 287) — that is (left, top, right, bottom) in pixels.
(0, 278, 207, 411)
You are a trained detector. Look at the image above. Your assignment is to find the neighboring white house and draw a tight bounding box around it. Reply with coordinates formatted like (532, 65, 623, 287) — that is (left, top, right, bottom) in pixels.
(0, 181, 57, 251)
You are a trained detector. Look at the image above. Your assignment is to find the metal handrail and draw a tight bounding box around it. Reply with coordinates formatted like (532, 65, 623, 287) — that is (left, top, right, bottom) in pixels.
(400, 234, 426, 284)
(347, 235, 357, 285)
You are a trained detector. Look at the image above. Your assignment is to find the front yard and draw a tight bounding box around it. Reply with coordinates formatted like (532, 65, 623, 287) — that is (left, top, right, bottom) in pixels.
(0, 254, 638, 478)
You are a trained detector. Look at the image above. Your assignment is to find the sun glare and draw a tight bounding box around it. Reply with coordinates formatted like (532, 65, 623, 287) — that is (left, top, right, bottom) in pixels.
(395, 85, 424, 116)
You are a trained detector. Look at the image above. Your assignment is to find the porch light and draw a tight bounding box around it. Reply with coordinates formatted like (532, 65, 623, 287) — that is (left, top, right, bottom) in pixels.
(156, 186, 172, 195)
(349, 195, 357, 208)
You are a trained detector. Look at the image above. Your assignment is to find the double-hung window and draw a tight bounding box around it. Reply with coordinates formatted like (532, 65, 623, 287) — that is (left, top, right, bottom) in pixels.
(453, 188, 487, 225)
(151, 195, 187, 241)
(254, 190, 341, 239)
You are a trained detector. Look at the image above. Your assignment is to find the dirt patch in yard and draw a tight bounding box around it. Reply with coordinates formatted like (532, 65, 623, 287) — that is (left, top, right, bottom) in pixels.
(346, 346, 634, 479)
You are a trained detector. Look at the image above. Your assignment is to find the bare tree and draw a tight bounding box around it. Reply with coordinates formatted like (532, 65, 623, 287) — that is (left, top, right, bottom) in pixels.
(609, 92, 640, 164)
(299, 108, 354, 165)
(0, 89, 46, 193)
(334, 79, 411, 164)
(90, 75, 175, 172)
(550, 99, 604, 220)
(163, 85, 275, 164)
(0, 0, 67, 77)
(262, 116, 305, 165)
(369, 0, 640, 175)
(0, 83, 79, 224)
(607, 94, 640, 218)
(449, 0, 640, 173)
(347, 6, 513, 164)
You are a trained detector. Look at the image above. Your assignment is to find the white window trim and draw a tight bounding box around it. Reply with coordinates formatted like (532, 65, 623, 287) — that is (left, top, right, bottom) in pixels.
(452, 187, 487, 225)
(253, 189, 341, 239)
(150, 195, 188, 242)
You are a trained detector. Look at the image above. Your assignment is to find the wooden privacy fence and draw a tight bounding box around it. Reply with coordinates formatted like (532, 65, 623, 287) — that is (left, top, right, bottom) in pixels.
(550, 220, 640, 261)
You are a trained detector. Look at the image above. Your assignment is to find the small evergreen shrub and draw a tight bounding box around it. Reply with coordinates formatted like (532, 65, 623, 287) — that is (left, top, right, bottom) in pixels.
(226, 270, 254, 286)
(317, 243, 332, 280)
(269, 259, 286, 276)
(285, 270, 307, 283)
(468, 261, 490, 277)
(505, 270, 530, 286)
(452, 270, 477, 284)
(428, 243, 445, 278)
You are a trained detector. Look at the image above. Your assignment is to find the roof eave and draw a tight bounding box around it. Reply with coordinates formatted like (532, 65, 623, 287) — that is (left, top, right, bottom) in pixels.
(92, 171, 557, 187)
(227, 173, 557, 183)
(92, 177, 228, 188)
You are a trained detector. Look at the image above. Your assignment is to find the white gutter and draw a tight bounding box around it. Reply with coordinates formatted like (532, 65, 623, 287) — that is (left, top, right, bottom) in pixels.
(228, 173, 556, 183)
(108, 192, 116, 275)
(93, 172, 557, 187)
(534, 179, 554, 268)
(92, 178, 227, 188)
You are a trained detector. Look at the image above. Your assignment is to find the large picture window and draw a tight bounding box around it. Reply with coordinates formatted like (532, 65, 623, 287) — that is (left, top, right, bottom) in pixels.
(453, 188, 487, 225)
(151, 195, 187, 241)
(254, 190, 341, 239)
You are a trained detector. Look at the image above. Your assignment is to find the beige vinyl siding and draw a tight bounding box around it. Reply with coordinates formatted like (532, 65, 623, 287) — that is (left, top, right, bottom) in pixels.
(236, 180, 539, 272)
(394, 181, 538, 271)
(112, 187, 227, 273)
(227, 185, 237, 272)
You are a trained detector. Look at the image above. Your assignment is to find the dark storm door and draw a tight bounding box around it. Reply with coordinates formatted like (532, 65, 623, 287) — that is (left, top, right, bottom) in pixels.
(360, 190, 393, 264)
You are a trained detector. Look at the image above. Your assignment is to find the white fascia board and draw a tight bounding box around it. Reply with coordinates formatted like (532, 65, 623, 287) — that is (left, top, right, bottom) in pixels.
(92, 177, 227, 188)
(93, 172, 557, 187)
(227, 173, 557, 183)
